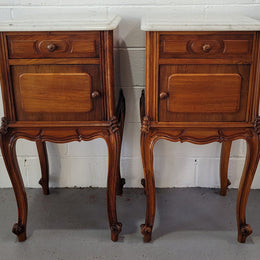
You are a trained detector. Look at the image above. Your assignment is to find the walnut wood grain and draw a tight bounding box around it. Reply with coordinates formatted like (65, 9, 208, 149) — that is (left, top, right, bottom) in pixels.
(11, 64, 103, 121)
(7, 32, 100, 59)
(141, 31, 260, 243)
(237, 130, 260, 243)
(0, 30, 125, 242)
(159, 33, 253, 59)
(159, 64, 250, 122)
(19, 72, 93, 113)
(167, 73, 241, 113)
(0, 132, 27, 242)
(140, 129, 156, 242)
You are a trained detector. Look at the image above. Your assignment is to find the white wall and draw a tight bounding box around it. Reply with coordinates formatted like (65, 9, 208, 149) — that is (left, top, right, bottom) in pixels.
(1, 1, 260, 189)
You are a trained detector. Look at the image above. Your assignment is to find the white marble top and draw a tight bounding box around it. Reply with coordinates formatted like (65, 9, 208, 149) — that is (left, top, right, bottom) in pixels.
(0, 15, 121, 31)
(141, 14, 260, 31)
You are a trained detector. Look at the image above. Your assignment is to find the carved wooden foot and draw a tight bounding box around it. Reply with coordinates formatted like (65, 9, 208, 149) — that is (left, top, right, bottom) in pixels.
(110, 222, 122, 242)
(220, 141, 232, 196)
(12, 223, 26, 242)
(0, 128, 28, 242)
(140, 224, 152, 242)
(36, 141, 50, 195)
(238, 224, 253, 243)
(236, 130, 260, 243)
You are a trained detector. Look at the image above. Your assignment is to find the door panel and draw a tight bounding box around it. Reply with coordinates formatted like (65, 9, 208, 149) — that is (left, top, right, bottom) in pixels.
(159, 64, 250, 122)
(167, 73, 241, 113)
(11, 64, 103, 121)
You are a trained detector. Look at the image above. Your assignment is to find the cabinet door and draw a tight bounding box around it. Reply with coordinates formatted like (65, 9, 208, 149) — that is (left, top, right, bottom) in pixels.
(11, 64, 104, 121)
(159, 64, 251, 122)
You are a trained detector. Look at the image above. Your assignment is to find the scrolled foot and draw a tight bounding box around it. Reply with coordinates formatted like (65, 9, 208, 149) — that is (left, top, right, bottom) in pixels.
(238, 224, 252, 243)
(140, 224, 152, 242)
(116, 178, 126, 196)
(39, 178, 50, 195)
(110, 222, 122, 242)
(12, 223, 26, 242)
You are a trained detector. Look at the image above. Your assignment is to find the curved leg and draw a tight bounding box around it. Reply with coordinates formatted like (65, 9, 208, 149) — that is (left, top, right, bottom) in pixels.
(115, 132, 125, 196)
(105, 130, 122, 242)
(115, 90, 126, 195)
(0, 133, 28, 242)
(220, 141, 232, 196)
(36, 141, 49, 195)
(237, 132, 260, 243)
(140, 131, 156, 242)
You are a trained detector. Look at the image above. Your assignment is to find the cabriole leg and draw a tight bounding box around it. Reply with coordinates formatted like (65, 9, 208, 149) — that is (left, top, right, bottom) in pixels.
(140, 131, 156, 242)
(237, 133, 260, 243)
(105, 130, 122, 242)
(115, 90, 126, 196)
(220, 141, 232, 196)
(36, 140, 49, 195)
(0, 133, 28, 242)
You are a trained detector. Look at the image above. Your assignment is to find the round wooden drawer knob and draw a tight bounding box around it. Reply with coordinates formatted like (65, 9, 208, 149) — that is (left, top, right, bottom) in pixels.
(160, 92, 169, 100)
(202, 44, 211, 53)
(91, 90, 101, 99)
(46, 43, 56, 52)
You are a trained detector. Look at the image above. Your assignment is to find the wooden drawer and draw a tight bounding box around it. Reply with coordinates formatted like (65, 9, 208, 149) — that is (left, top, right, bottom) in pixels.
(11, 64, 104, 121)
(158, 64, 251, 122)
(159, 33, 254, 59)
(7, 32, 100, 59)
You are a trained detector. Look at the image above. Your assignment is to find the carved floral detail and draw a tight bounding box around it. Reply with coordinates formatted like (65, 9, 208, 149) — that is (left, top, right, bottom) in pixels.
(254, 117, 260, 135)
(110, 116, 120, 133)
(0, 117, 8, 135)
(151, 128, 253, 145)
(141, 116, 151, 133)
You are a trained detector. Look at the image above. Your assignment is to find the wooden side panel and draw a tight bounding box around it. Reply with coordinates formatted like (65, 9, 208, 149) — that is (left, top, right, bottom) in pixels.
(159, 64, 251, 122)
(11, 64, 103, 121)
(19, 73, 93, 113)
(0, 33, 15, 120)
(167, 73, 241, 113)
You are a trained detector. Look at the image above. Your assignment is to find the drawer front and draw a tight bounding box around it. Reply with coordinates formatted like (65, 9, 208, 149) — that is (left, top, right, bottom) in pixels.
(11, 64, 104, 121)
(159, 33, 253, 59)
(7, 32, 100, 59)
(159, 64, 250, 122)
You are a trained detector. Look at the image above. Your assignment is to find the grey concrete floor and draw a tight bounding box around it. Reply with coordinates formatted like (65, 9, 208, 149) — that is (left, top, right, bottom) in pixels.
(0, 188, 260, 260)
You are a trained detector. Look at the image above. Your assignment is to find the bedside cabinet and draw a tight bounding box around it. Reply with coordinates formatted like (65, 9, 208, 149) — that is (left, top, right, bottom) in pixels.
(0, 16, 125, 242)
(140, 15, 260, 243)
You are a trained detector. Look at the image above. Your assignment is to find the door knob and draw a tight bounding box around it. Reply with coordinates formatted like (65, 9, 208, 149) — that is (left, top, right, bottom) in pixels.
(91, 90, 101, 99)
(160, 92, 169, 100)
